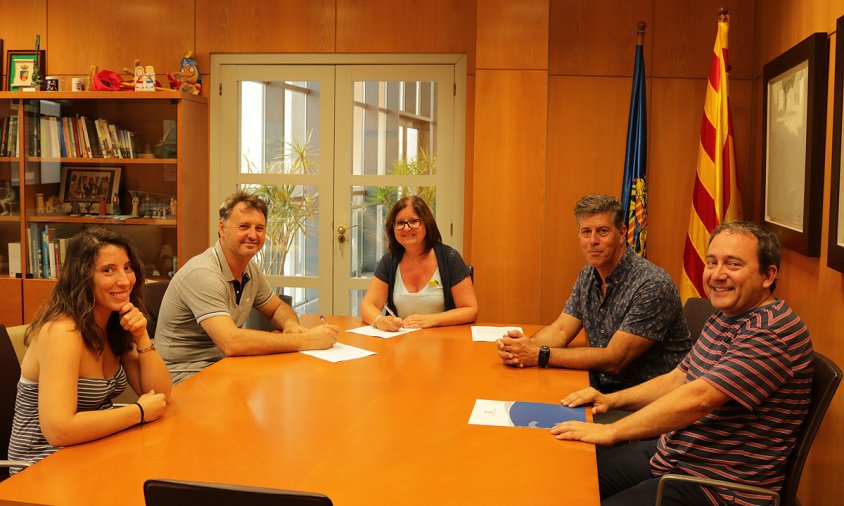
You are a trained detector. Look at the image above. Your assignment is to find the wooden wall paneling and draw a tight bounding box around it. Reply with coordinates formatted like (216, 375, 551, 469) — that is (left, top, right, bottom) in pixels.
(0, 278, 22, 326)
(652, 0, 755, 80)
(541, 75, 633, 322)
(47, 0, 194, 77)
(728, 79, 755, 221)
(0, 1, 47, 50)
(646, 78, 706, 282)
(472, 70, 546, 324)
(195, 0, 336, 72)
(336, 0, 477, 73)
(549, 0, 653, 77)
(754, 0, 842, 78)
(463, 74, 476, 262)
(476, 0, 549, 70)
(22, 279, 54, 323)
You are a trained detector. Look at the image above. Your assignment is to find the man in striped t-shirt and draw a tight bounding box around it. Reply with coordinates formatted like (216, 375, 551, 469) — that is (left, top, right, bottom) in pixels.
(550, 221, 813, 506)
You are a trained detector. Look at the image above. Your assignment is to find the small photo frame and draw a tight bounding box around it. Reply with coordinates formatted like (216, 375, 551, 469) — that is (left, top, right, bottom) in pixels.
(59, 166, 121, 212)
(761, 32, 829, 257)
(6, 49, 46, 91)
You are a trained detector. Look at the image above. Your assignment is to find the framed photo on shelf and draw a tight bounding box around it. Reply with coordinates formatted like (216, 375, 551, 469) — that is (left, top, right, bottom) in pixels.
(761, 32, 828, 257)
(829, 15, 844, 272)
(5, 49, 46, 91)
(59, 166, 121, 213)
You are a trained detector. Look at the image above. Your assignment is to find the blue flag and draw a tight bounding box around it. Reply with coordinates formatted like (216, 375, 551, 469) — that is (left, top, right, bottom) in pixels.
(621, 27, 648, 257)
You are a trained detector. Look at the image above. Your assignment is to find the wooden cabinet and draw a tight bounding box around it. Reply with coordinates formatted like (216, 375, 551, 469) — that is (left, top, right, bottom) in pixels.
(0, 91, 208, 324)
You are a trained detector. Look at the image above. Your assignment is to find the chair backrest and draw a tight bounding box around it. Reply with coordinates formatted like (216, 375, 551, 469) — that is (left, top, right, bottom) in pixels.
(683, 297, 716, 341)
(144, 479, 332, 506)
(0, 324, 22, 471)
(779, 352, 842, 505)
(143, 280, 170, 338)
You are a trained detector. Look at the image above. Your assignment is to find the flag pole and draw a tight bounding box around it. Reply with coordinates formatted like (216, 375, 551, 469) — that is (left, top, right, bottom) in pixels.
(637, 21, 646, 45)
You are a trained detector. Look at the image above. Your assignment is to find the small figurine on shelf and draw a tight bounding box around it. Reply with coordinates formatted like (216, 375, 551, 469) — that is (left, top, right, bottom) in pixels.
(69, 198, 80, 215)
(144, 66, 156, 92)
(45, 196, 60, 213)
(112, 193, 121, 215)
(133, 65, 145, 91)
(0, 181, 16, 216)
(169, 196, 176, 217)
(131, 195, 140, 217)
(166, 51, 202, 95)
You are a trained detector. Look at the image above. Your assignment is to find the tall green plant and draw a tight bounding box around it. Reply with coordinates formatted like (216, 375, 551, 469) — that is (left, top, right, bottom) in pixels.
(244, 132, 319, 275)
(369, 149, 437, 215)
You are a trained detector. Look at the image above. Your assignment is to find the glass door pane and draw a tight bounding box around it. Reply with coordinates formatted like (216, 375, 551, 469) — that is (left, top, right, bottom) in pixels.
(334, 65, 455, 316)
(218, 65, 335, 314)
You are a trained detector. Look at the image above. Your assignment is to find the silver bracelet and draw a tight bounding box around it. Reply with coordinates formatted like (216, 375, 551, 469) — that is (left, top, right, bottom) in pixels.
(372, 314, 383, 328)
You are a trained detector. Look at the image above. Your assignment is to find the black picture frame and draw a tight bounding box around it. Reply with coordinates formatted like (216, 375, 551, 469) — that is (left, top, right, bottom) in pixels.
(59, 166, 122, 214)
(762, 32, 829, 257)
(829, 16, 844, 271)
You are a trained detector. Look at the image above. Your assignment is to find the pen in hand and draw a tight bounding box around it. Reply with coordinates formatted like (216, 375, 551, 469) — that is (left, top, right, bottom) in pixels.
(320, 314, 328, 325)
(380, 304, 402, 331)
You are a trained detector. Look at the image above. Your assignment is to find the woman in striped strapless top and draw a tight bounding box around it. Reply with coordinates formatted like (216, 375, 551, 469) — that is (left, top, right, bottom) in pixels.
(8, 228, 172, 473)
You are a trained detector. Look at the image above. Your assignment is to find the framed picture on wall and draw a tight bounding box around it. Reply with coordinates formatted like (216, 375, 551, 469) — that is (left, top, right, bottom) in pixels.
(761, 32, 828, 257)
(5, 49, 46, 91)
(829, 16, 844, 271)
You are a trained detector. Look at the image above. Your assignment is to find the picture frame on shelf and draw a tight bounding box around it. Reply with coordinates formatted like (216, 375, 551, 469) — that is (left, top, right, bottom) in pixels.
(5, 49, 46, 91)
(829, 15, 844, 272)
(761, 32, 828, 257)
(59, 166, 121, 214)
(0, 39, 4, 83)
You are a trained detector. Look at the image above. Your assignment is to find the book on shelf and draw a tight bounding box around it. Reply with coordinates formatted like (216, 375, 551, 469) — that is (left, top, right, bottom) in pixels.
(26, 223, 70, 279)
(8, 242, 21, 277)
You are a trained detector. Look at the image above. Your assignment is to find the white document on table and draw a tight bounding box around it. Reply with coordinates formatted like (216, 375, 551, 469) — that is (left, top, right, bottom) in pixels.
(345, 325, 421, 339)
(300, 343, 376, 363)
(471, 326, 523, 342)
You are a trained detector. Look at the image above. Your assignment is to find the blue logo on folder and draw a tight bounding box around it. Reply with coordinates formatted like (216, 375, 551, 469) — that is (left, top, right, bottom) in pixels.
(508, 402, 587, 428)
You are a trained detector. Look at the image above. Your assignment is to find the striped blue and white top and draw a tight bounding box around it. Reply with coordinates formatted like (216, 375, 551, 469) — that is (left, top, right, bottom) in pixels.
(8, 364, 128, 474)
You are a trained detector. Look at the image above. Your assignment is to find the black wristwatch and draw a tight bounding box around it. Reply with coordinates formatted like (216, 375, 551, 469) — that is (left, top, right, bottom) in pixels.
(538, 346, 551, 368)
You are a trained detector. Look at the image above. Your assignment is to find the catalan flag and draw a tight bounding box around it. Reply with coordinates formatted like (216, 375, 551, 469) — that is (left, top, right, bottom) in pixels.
(680, 11, 742, 302)
(621, 22, 648, 257)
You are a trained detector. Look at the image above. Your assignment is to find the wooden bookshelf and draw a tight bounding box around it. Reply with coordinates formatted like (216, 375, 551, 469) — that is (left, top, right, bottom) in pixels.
(0, 91, 208, 324)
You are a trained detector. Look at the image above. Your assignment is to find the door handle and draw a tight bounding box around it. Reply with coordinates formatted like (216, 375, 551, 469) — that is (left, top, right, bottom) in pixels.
(337, 224, 358, 243)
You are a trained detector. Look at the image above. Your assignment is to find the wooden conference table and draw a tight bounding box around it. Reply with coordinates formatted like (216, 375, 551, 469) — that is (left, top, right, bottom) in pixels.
(0, 316, 598, 505)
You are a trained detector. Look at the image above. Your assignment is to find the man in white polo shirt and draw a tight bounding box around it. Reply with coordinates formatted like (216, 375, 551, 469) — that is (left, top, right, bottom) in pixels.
(156, 191, 337, 383)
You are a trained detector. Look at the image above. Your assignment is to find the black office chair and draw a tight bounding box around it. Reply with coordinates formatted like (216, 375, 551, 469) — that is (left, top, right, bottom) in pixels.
(143, 280, 170, 338)
(0, 324, 33, 480)
(683, 297, 716, 341)
(656, 352, 842, 506)
(144, 479, 332, 506)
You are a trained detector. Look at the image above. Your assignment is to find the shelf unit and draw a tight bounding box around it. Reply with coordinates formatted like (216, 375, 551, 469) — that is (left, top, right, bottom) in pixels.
(0, 90, 208, 324)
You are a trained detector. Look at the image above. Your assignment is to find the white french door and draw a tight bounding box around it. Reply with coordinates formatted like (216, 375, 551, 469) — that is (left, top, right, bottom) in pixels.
(211, 55, 466, 316)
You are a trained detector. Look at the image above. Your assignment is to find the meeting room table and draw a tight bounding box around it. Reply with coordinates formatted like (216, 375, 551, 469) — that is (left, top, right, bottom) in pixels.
(0, 316, 599, 505)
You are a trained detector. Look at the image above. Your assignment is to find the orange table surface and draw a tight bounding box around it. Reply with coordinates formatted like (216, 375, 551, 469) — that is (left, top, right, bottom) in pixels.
(0, 316, 598, 505)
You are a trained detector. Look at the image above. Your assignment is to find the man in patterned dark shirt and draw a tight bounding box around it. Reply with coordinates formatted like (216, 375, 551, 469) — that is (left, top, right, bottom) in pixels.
(551, 221, 813, 506)
(496, 194, 691, 392)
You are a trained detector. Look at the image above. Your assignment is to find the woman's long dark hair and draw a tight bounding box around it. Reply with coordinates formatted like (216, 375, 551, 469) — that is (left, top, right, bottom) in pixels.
(385, 196, 442, 255)
(24, 227, 147, 356)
